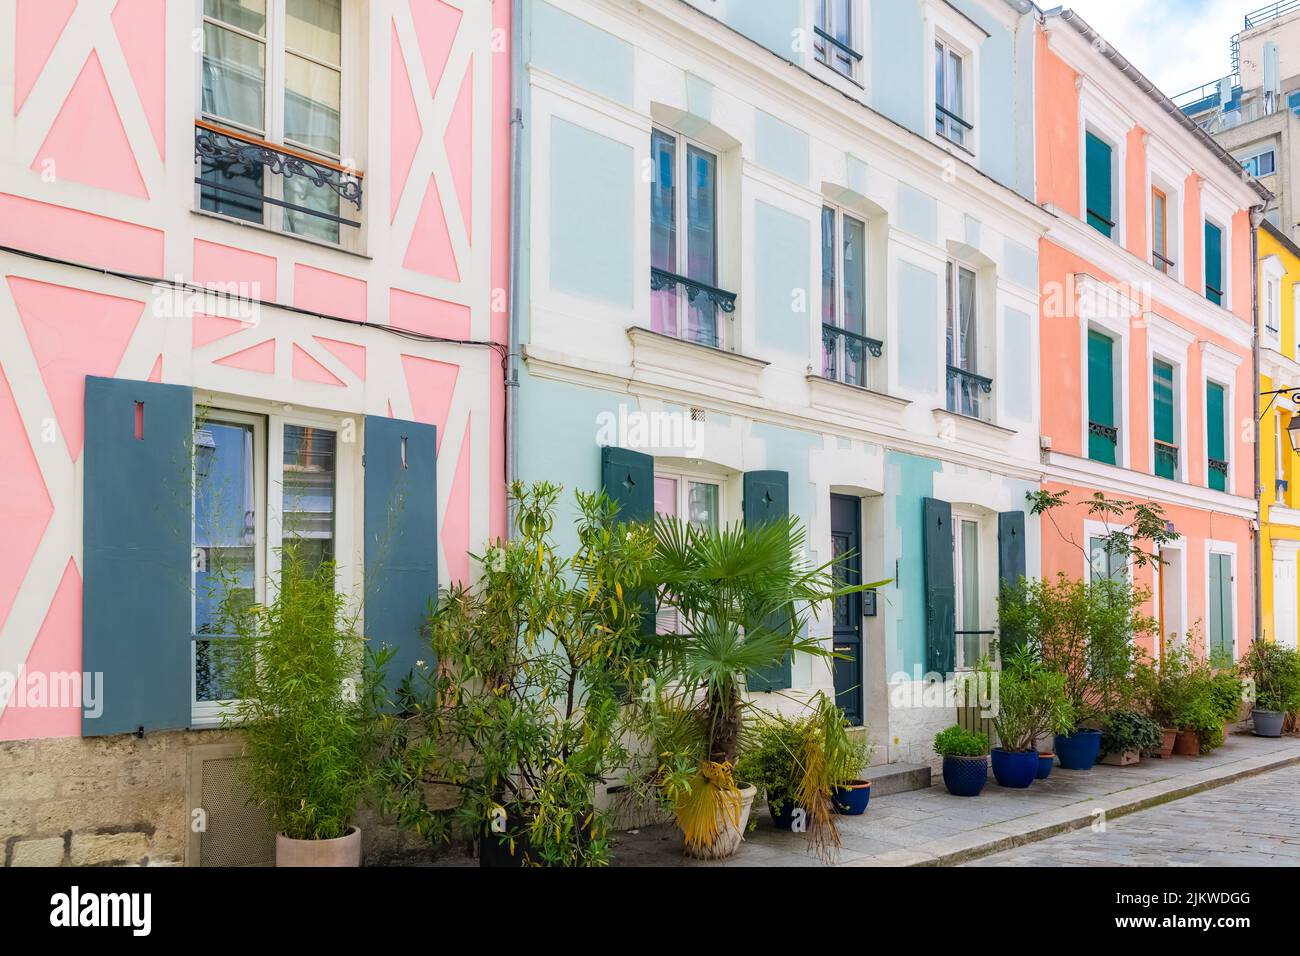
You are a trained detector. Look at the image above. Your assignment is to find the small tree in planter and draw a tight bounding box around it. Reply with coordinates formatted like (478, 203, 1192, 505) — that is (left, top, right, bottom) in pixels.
(983, 648, 1073, 788)
(1152, 641, 1226, 755)
(217, 546, 375, 866)
(631, 514, 882, 859)
(372, 482, 657, 867)
(737, 693, 868, 862)
(1241, 641, 1300, 737)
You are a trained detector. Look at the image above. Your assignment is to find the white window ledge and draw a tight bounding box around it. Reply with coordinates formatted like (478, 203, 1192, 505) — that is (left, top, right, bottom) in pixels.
(627, 326, 769, 394)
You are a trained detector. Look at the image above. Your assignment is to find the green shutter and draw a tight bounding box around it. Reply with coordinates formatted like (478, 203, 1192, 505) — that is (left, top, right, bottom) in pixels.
(1153, 360, 1175, 479)
(1205, 222, 1224, 305)
(1207, 381, 1227, 492)
(1085, 132, 1113, 238)
(744, 471, 792, 692)
(997, 510, 1027, 653)
(365, 416, 438, 694)
(922, 497, 956, 676)
(600, 446, 654, 525)
(83, 376, 194, 736)
(1087, 330, 1117, 465)
(1209, 553, 1234, 662)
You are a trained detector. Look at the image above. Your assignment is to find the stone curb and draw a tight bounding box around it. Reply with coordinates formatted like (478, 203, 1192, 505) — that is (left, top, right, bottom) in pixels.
(842, 747, 1300, 867)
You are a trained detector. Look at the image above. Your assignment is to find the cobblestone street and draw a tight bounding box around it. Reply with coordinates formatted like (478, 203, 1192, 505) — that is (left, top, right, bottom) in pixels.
(966, 761, 1300, 867)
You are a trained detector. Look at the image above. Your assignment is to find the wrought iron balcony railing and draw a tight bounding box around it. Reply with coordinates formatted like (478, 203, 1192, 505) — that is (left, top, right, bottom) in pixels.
(194, 121, 363, 236)
(821, 323, 882, 389)
(649, 267, 737, 349)
(946, 365, 992, 422)
(1153, 250, 1176, 275)
(935, 104, 973, 151)
(1089, 420, 1119, 444)
(1209, 457, 1229, 477)
(1154, 440, 1179, 479)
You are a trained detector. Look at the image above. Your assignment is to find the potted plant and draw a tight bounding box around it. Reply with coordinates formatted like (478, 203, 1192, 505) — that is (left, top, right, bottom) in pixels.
(635, 513, 881, 860)
(1000, 573, 1155, 771)
(372, 483, 657, 867)
(1154, 642, 1223, 756)
(934, 725, 990, 797)
(1099, 711, 1162, 765)
(985, 648, 1074, 789)
(217, 546, 373, 866)
(1241, 640, 1300, 737)
(1132, 658, 1176, 757)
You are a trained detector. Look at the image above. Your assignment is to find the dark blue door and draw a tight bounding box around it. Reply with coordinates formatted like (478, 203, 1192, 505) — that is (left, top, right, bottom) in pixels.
(831, 494, 863, 726)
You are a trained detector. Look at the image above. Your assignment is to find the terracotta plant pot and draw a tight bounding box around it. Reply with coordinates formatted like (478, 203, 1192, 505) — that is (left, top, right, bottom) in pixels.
(275, 826, 361, 867)
(684, 784, 757, 860)
(1152, 728, 1177, 758)
(1172, 729, 1200, 756)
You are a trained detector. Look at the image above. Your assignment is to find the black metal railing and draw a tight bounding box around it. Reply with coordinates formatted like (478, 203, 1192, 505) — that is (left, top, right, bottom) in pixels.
(814, 26, 863, 68)
(1209, 457, 1229, 476)
(650, 268, 737, 349)
(1206, 283, 1224, 305)
(194, 121, 363, 230)
(1154, 440, 1179, 478)
(821, 324, 882, 389)
(1089, 420, 1119, 444)
(935, 103, 973, 150)
(946, 365, 993, 421)
(1153, 250, 1176, 274)
(1087, 207, 1116, 235)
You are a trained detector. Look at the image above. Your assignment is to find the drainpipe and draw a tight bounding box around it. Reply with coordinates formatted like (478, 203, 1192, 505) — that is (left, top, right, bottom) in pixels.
(1252, 205, 1265, 646)
(506, 0, 525, 530)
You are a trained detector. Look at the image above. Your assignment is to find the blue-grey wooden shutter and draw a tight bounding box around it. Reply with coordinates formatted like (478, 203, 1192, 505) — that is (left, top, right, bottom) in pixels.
(83, 376, 194, 736)
(997, 510, 1027, 653)
(600, 445, 654, 524)
(745, 470, 792, 692)
(922, 497, 956, 677)
(364, 416, 438, 690)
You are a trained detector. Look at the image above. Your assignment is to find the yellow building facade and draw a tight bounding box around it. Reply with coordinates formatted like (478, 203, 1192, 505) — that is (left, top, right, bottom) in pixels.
(1258, 221, 1300, 650)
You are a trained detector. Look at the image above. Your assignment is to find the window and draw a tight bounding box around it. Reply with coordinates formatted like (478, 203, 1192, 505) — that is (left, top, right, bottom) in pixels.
(653, 472, 722, 632)
(1207, 551, 1234, 662)
(1087, 330, 1118, 465)
(1152, 359, 1178, 480)
(952, 514, 989, 669)
(1085, 131, 1116, 239)
(192, 409, 341, 722)
(1204, 220, 1225, 306)
(945, 261, 988, 420)
(1239, 148, 1276, 178)
(1089, 535, 1126, 583)
(1265, 273, 1281, 348)
(650, 129, 727, 348)
(1289, 90, 1300, 115)
(1206, 380, 1228, 492)
(1152, 187, 1173, 274)
(1277, 412, 1289, 496)
(934, 39, 971, 149)
(820, 205, 876, 388)
(814, 0, 861, 80)
(199, 0, 354, 244)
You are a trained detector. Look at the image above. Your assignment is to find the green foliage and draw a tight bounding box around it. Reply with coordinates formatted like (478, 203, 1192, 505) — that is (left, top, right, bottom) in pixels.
(1100, 710, 1162, 756)
(999, 573, 1155, 726)
(933, 724, 989, 757)
(371, 482, 657, 867)
(1151, 642, 1232, 753)
(984, 647, 1074, 752)
(217, 546, 372, 841)
(1026, 489, 1179, 571)
(1241, 641, 1300, 713)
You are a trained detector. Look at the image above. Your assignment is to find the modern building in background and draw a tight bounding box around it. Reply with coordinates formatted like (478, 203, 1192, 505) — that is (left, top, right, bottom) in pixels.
(1036, 9, 1268, 665)
(0, 0, 509, 865)
(515, 0, 1048, 766)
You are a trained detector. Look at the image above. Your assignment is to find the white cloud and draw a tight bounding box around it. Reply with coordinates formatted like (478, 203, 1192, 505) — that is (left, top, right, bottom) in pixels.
(1062, 1, 1252, 97)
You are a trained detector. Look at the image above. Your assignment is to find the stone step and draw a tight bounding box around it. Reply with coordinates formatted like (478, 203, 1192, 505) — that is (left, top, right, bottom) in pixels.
(861, 761, 931, 797)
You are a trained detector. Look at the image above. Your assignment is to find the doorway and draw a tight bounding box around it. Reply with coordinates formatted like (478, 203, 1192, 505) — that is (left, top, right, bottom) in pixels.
(831, 494, 863, 726)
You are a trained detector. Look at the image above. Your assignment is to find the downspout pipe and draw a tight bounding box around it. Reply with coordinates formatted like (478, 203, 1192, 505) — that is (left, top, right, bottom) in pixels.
(506, 0, 524, 529)
(1252, 206, 1265, 646)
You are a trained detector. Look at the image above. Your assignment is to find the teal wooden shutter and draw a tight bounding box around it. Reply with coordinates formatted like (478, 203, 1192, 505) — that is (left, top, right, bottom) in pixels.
(922, 497, 956, 676)
(1209, 553, 1233, 661)
(1207, 381, 1227, 492)
(365, 416, 438, 692)
(83, 376, 194, 736)
(997, 510, 1027, 653)
(745, 471, 792, 692)
(1153, 360, 1175, 479)
(1085, 132, 1113, 238)
(600, 446, 654, 524)
(1205, 222, 1224, 305)
(1087, 330, 1117, 465)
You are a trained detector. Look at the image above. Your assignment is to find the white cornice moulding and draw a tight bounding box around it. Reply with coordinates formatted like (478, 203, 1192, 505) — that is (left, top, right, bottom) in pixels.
(1044, 450, 1257, 520)
(1269, 505, 1300, 529)
(626, 326, 769, 395)
(806, 374, 911, 423)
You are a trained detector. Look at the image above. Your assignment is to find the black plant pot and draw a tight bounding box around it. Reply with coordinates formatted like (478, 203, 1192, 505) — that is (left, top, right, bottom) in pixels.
(479, 815, 533, 868)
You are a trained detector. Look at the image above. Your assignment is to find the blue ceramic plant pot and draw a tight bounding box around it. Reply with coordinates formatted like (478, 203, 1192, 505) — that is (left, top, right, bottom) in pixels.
(768, 796, 800, 830)
(942, 755, 988, 797)
(1055, 730, 1103, 770)
(831, 780, 872, 815)
(1036, 753, 1055, 779)
(991, 748, 1038, 789)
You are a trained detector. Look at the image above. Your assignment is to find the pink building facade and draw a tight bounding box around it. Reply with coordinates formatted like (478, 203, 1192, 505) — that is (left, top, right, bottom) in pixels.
(0, 0, 508, 865)
(1035, 11, 1267, 665)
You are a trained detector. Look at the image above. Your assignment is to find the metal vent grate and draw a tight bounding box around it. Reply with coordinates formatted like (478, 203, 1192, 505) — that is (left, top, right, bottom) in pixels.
(690, 407, 706, 422)
(189, 744, 275, 867)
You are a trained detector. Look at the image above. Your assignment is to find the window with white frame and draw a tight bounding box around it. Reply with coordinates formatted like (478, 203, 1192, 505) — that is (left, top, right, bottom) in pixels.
(199, 0, 359, 244)
(650, 128, 730, 349)
(1262, 256, 1284, 352)
(945, 260, 989, 421)
(652, 470, 723, 632)
(814, 0, 862, 81)
(192, 407, 345, 722)
(934, 37, 972, 149)
(1203, 216, 1227, 307)
(1084, 127, 1119, 241)
(1238, 147, 1276, 178)
(1088, 534, 1126, 583)
(952, 511, 991, 669)
(820, 204, 875, 388)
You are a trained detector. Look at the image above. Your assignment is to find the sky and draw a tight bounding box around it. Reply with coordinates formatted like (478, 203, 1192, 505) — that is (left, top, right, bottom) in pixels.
(1061, 0, 1260, 98)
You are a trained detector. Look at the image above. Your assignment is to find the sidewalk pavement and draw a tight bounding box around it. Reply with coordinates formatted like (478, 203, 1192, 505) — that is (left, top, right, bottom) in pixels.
(609, 730, 1300, 867)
